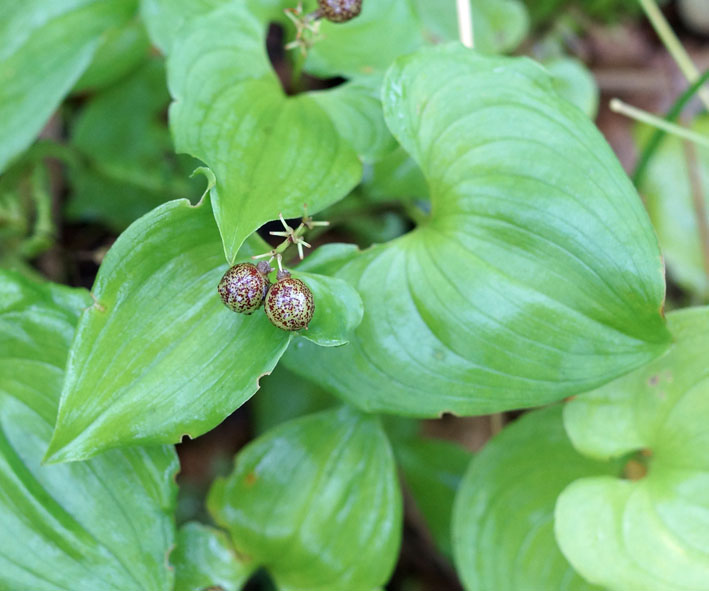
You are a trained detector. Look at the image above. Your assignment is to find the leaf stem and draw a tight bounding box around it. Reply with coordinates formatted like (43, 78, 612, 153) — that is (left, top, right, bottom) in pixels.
(638, 0, 709, 111)
(610, 99, 709, 149)
(456, 0, 474, 49)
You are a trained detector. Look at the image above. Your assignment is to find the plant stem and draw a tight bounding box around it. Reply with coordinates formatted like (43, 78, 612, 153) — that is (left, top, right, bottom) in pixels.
(610, 99, 709, 149)
(456, 0, 474, 49)
(638, 0, 709, 111)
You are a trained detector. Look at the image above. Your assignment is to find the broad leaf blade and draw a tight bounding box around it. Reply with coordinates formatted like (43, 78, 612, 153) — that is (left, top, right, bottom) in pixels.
(208, 405, 402, 591)
(167, 3, 363, 262)
(305, 0, 528, 79)
(452, 406, 613, 591)
(172, 522, 254, 591)
(46, 197, 291, 462)
(68, 57, 202, 230)
(284, 45, 670, 416)
(395, 436, 471, 559)
(0, 271, 178, 591)
(0, 0, 135, 172)
(556, 307, 709, 591)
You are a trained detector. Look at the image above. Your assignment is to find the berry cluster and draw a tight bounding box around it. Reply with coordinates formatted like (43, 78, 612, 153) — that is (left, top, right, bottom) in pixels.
(217, 211, 323, 332)
(218, 263, 314, 331)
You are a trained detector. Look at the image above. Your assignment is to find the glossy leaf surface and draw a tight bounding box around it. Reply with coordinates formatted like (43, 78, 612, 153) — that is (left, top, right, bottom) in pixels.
(167, 2, 366, 262)
(453, 406, 613, 591)
(0, 0, 135, 172)
(305, 0, 528, 79)
(636, 116, 709, 299)
(284, 45, 670, 416)
(46, 197, 291, 462)
(172, 522, 254, 591)
(0, 271, 178, 591)
(556, 307, 709, 591)
(208, 405, 402, 591)
(292, 256, 364, 347)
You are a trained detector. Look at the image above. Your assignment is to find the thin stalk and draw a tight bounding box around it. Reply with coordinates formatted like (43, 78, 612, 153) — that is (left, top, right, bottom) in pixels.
(610, 99, 709, 150)
(638, 0, 709, 110)
(456, 0, 474, 49)
(634, 69, 709, 185)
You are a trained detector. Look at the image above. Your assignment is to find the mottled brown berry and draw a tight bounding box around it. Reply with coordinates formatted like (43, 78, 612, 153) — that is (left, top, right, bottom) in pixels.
(317, 0, 362, 23)
(218, 263, 270, 315)
(264, 271, 314, 331)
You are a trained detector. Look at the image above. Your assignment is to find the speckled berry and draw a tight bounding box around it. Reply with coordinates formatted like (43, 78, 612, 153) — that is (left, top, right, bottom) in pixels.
(317, 0, 362, 23)
(218, 262, 271, 315)
(264, 270, 314, 331)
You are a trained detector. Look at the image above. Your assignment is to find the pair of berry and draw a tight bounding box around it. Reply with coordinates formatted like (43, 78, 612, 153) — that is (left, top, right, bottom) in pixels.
(218, 262, 314, 331)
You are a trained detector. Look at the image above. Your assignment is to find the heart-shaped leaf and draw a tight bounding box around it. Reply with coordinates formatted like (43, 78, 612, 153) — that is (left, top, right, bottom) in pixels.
(395, 435, 471, 559)
(46, 197, 291, 462)
(172, 522, 254, 591)
(139, 0, 226, 54)
(635, 115, 709, 299)
(0, 271, 178, 591)
(453, 406, 615, 591)
(304, 0, 528, 80)
(556, 306, 709, 591)
(0, 0, 136, 172)
(167, 2, 371, 262)
(283, 45, 670, 416)
(208, 405, 402, 591)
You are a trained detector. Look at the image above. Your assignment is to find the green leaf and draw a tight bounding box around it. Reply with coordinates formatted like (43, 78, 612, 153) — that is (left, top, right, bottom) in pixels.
(545, 57, 599, 119)
(173, 522, 255, 591)
(0, 0, 136, 172)
(309, 81, 397, 161)
(68, 57, 202, 230)
(139, 0, 226, 54)
(73, 17, 150, 92)
(46, 196, 292, 463)
(208, 405, 402, 591)
(453, 406, 614, 591)
(395, 436, 471, 559)
(636, 115, 709, 299)
(413, 0, 529, 54)
(305, 0, 529, 79)
(283, 45, 670, 416)
(0, 271, 178, 591)
(167, 2, 365, 262)
(556, 306, 709, 591)
(251, 364, 333, 435)
(292, 259, 364, 347)
(361, 146, 428, 203)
